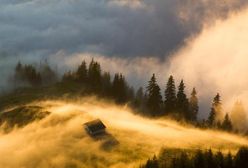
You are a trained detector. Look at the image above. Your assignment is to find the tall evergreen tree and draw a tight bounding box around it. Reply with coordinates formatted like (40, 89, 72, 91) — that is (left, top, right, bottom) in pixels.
(221, 114, 233, 131)
(40, 63, 57, 85)
(235, 147, 248, 168)
(176, 80, 189, 119)
(230, 101, 247, 133)
(194, 150, 206, 168)
(206, 149, 217, 168)
(224, 152, 233, 168)
(134, 87, 144, 108)
(76, 60, 88, 83)
(189, 88, 199, 121)
(146, 74, 163, 116)
(101, 72, 112, 96)
(112, 73, 128, 104)
(208, 107, 216, 127)
(216, 151, 224, 168)
(208, 93, 222, 127)
(164, 75, 177, 114)
(88, 59, 102, 89)
(213, 93, 223, 120)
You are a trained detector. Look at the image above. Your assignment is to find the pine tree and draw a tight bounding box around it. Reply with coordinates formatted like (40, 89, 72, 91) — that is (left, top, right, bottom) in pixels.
(101, 72, 112, 96)
(88, 59, 102, 89)
(213, 93, 223, 121)
(230, 101, 247, 133)
(76, 60, 88, 83)
(221, 114, 233, 132)
(206, 149, 217, 168)
(40, 63, 57, 85)
(146, 74, 163, 116)
(194, 150, 206, 168)
(189, 88, 199, 121)
(14, 61, 24, 84)
(112, 73, 128, 104)
(164, 75, 177, 114)
(235, 147, 248, 168)
(215, 151, 224, 168)
(176, 80, 189, 119)
(208, 107, 216, 127)
(134, 87, 144, 108)
(224, 152, 233, 168)
(208, 93, 222, 127)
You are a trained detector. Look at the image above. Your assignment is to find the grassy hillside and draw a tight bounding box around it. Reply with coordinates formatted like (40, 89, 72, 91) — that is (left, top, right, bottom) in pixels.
(0, 82, 88, 111)
(0, 87, 247, 168)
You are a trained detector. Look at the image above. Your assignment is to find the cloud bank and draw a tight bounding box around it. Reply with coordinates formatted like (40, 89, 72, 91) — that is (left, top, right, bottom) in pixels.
(0, 98, 247, 168)
(0, 0, 247, 57)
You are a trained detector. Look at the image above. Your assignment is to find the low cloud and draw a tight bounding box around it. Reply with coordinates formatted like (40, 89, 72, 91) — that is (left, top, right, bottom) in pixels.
(0, 98, 247, 167)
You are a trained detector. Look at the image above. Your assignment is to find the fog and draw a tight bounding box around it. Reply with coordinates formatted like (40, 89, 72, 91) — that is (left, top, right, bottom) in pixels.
(55, 7, 248, 122)
(0, 97, 247, 168)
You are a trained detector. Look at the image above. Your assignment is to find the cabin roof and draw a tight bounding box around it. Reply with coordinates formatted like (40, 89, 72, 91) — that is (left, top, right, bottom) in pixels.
(84, 119, 106, 133)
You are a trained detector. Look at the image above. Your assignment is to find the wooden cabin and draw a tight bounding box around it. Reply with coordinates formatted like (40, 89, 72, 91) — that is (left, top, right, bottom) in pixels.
(84, 119, 106, 136)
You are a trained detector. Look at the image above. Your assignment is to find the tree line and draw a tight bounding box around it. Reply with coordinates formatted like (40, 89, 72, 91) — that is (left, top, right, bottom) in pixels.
(12, 59, 248, 133)
(13, 61, 58, 87)
(141, 147, 248, 168)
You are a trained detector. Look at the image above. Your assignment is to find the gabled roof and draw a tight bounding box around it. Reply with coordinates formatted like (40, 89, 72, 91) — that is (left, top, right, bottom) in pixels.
(84, 119, 106, 133)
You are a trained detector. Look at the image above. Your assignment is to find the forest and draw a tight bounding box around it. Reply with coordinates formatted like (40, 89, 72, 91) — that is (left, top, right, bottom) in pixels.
(141, 147, 248, 168)
(11, 59, 248, 135)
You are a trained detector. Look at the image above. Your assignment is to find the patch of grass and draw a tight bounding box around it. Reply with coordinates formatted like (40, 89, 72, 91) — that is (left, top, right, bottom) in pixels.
(0, 106, 50, 132)
(0, 82, 88, 111)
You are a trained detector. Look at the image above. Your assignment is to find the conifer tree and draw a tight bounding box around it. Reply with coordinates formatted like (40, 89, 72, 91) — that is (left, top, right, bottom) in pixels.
(216, 151, 224, 168)
(213, 93, 223, 120)
(194, 150, 206, 168)
(235, 147, 248, 168)
(206, 149, 217, 168)
(224, 152, 233, 168)
(40, 63, 57, 85)
(189, 88, 199, 121)
(76, 60, 88, 83)
(146, 74, 163, 116)
(101, 72, 112, 96)
(221, 114, 233, 131)
(134, 87, 144, 107)
(208, 93, 222, 127)
(14, 61, 24, 85)
(112, 73, 128, 104)
(208, 107, 216, 127)
(230, 101, 247, 133)
(164, 75, 177, 113)
(176, 80, 189, 119)
(88, 59, 102, 89)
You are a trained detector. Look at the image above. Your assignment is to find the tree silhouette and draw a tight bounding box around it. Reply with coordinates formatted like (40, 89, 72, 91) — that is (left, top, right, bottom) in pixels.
(189, 88, 199, 121)
(230, 101, 247, 133)
(101, 72, 112, 96)
(206, 149, 217, 168)
(40, 63, 57, 85)
(76, 60, 88, 83)
(224, 152, 233, 168)
(164, 75, 177, 114)
(235, 147, 248, 168)
(112, 73, 128, 104)
(88, 59, 102, 89)
(146, 74, 163, 116)
(176, 80, 189, 119)
(208, 93, 222, 127)
(221, 114, 233, 131)
(194, 150, 206, 168)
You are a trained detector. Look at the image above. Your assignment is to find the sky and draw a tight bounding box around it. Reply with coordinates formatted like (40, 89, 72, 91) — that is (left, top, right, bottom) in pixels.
(1, 0, 247, 57)
(1, 0, 248, 117)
